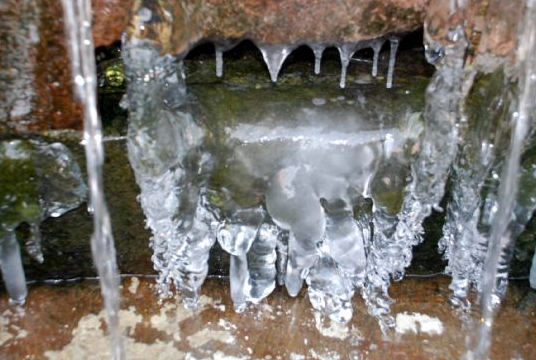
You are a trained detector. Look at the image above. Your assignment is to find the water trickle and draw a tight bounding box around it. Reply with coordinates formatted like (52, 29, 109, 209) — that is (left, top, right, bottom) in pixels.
(61, 0, 123, 359)
(370, 39, 385, 78)
(386, 37, 399, 89)
(257, 43, 294, 82)
(310, 44, 325, 75)
(473, 1, 536, 358)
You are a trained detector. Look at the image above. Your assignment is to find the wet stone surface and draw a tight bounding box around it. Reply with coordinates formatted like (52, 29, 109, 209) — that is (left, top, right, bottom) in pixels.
(1, 276, 535, 360)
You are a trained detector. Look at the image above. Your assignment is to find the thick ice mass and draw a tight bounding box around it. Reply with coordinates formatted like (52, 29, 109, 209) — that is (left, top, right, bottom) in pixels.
(123, 37, 428, 327)
(121, 6, 536, 335)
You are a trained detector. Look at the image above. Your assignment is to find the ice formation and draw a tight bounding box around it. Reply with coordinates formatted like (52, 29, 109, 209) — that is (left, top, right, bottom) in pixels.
(211, 38, 395, 88)
(118, 0, 536, 341)
(123, 26, 423, 326)
(0, 139, 86, 304)
(256, 43, 296, 83)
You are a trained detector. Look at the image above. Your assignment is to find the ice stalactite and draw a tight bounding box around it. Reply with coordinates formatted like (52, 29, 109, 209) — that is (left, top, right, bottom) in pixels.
(363, 26, 472, 331)
(61, 0, 122, 358)
(531, 248, 536, 288)
(438, 69, 512, 309)
(257, 43, 295, 82)
(275, 230, 289, 286)
(337, 43, 364, 88)
(214, 40, 239, 78)
(371, 39, 385, 78)
(474, 0, 536, 357)
(386, 37, 399, 89)
(215, 47, 223, 77)
(224, 116, 421, 320)
(310, 44, 325, 75)
(123, 39, 213, 308)
(0, 232, 27, 305)
(248, 223, 279, 300)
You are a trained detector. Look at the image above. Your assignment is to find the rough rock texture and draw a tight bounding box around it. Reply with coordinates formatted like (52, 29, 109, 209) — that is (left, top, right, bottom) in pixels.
(424, 0, 524, 70)
(0, 0, 131, 133)
(127, 0, 427, 55)
(2, 277, 536, 360)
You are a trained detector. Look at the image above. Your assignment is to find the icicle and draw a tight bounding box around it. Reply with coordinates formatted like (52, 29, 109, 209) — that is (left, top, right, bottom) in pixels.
(275, 230, 289, 286)
(215, 47, 223, 77)
(25, 223, 43, 263)
(531, 249, 536, 288)
(61, 0, 123, 359)
(474, 1, 536, 358)
(337, 45, 351, 89)
(230, 254, 249, 312)
(311, 44, 325, 75)
(247, 223, 278, 302)
(371, 39, 385, 77)
(363, 26, 470, 332)
(386, 37, 399, 89)
(337, 43, 364, 88)
(0, 232, 27, 305)
(257, 43, 294, 82)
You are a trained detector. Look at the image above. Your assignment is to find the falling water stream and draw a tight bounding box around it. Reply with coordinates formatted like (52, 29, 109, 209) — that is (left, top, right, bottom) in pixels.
(61, 0, 124, 359)
(472, 1, 536, 358)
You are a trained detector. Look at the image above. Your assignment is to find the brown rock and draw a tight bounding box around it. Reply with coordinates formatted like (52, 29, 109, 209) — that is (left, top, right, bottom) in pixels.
(127, 0, 428, 55)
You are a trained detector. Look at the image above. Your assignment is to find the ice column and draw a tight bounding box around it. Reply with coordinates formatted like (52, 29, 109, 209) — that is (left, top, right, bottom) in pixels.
(370, 39, 385, 78)
(337, 43, 363, 89)
(386, 37, 399, 89)
(215, 47, 223, 77)
(123, 37, 214, 307)
(310, 44, 325, 75)
(363, 26, 471, 331)
(0, 232, 27, 305)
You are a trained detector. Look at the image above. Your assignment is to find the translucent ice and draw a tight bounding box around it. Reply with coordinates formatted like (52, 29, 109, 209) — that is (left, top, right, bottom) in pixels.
(215, 47, 223, 77)
(363, 27, 470, 331)
(531, 250, 536, 289)
(386, 37, 399, 89)
(257, 43, 295, 82)
(0, 138, 86, 304)
(310, 44, 325, 75)
(371, 39, 385, 78)
(337, 43, 364, 88)
(123, 36, 426, 324)
(0, 232, 27, 305)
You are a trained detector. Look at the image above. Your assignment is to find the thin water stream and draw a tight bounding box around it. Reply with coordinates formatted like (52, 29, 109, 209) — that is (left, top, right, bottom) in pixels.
(473, 1, 536, 358)
(61, 0, 124, 359)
